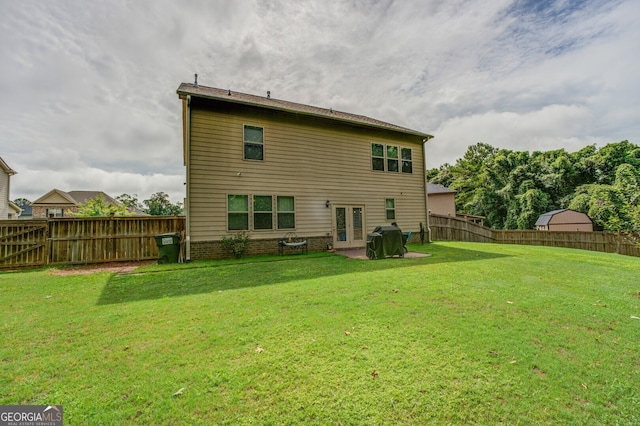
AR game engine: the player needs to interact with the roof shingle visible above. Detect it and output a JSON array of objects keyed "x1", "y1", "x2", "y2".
[{"x1": 177, "y1": 83, "x2": 433, "y2": 139}]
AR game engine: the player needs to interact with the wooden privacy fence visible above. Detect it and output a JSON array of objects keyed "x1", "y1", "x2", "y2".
[
  {"x1": 0, "y1": 216, "x2": 185, "y2": 269},
  {"x1": 429, "y1": 214, "x2": 640, "y2": 258},
  {"x1": 429, "y1": 214, "x2": 495, "y2": 243}
]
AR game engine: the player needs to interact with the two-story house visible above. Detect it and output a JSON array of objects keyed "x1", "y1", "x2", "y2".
[
  {"x1": 32, "y1": 189, "x2": 122, "y2": 218},
  {"x1": 177, "y1": 83, "x2": 434, "y2": 260},
  {"x1": 1, "y1": 156, "x2": 18, "y2": 220}
]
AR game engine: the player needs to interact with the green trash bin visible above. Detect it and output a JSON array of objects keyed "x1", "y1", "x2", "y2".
[{"x1": 154, "y1": 232, "x2": 180, "y2": 264}]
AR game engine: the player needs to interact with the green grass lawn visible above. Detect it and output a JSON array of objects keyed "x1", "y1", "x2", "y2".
[{"x1": 1, "y1": 242, "x2": 639, "y2": 424}]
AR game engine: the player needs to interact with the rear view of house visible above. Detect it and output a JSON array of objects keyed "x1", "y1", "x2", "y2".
[
  {"x1": 535, "y1": 209, "x2": 593, "y2": 231},
  {"x1": 178, "y1": 82, "x2": 434, "y2": 259}
]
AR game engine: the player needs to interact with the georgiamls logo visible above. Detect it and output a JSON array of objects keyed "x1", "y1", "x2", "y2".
[
  {"x1": 0, "y1": 405, "x2": 63, "y2": 425},
  {"x1": 43, "y1": 405, "x2": 61, "y2": 414}
]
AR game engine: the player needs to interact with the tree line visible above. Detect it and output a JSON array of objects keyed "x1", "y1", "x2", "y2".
[
  {"x1": 426, "y1": 140, "x2": 640, "y2": 232},
  {"x1": 13, "y1": 192, "x2": 183, "y2": 217}
]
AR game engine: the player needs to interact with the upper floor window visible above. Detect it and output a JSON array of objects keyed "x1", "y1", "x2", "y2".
[
  {"x1": 244, "y1": 125, "x2": 264, "y2": 161},
  {"x1": 371, "y1": 143, "x2": 412, "y2": 174},
  {"x1": 387, "y1": 146, "x2": 399, "y2": 172},
  {"x1": 372, "y1": 143, "x2": 385, "y2": 171},
  {"x1": 401, "y1": 148, "x2": 413, "y2": 173}
]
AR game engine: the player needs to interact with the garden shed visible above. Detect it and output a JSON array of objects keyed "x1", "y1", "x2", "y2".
[{"x1": 535, "y1": 209, "x2": 593, "y2": 232}]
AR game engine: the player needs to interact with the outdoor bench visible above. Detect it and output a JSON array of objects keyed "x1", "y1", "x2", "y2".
[{"x1": 278, "y1": 232, "x2": 308, "y2": 255}]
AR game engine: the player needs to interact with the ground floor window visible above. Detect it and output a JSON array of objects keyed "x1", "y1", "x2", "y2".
[
  {"x1": 385, "y1": 198, "x2": 395, "y2": 220},
  {"x1": 228, "y1": 195, "x2": 249, "y2": 230},
  {"x1": 227, "y1": 194, "x2": 295, "y2": 231},
  {"x1": 253, "y1": 195, "x2": 273, "y2": 230},
  {"x1": 277, "y1": 196, "x2": 295, "y2": 229}
]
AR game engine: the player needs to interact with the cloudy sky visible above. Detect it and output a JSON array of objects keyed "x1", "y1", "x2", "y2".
[{"x1": 1, "y1": 0, "x2": 638, "y2": 204}]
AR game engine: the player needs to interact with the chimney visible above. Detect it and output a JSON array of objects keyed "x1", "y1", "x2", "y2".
[
  {"x1": 194, "y1": 73, "x2": 198, "y2": 88},
  {"x1": 267, "y1": 91, "x2": 271, "y2": 99}
]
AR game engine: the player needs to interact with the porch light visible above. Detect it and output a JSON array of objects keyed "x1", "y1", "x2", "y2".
[{"x1": 325, "y1": 200, "x2": 330, "y2": 208}]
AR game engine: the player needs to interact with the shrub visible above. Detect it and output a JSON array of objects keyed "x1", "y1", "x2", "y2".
[{"x1": 221, "y1": 232, "x2": 250, "y2": 258}]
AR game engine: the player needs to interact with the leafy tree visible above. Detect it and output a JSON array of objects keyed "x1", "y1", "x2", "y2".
[
  {"x1": 116, "y1": 193, "x2": 142, "y2": 211},
  {"x1": 143, "y1": 192, "x2": 183, "y2": 216},
  {"x1": 426, "y1": 140, "x2": 640, "y2": 231},
  {"x1": 13, "y1": 198, "x2": 31, "y2": 207},
  {"x1": 72, "y1": 194, "x2": 130, "y2": 217}
]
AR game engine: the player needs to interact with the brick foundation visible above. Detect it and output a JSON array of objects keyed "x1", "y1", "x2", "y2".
[{"x1": 189, "y1": 235, "x2": 332, "y2": 260}]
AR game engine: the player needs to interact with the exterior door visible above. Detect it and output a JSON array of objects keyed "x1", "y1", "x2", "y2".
[{"x1": 333, "y1": 205, "x2": 365, "y2": 249}]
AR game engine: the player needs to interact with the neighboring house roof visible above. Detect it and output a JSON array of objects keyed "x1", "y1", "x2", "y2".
[
  {"x1": 33, "y1": 189, "x2": 149, "y2": 216},
  {"x1": 66, "y1": 190, "x2": 119, "y2": 205},
  {"x1": 34, "y1": 189, "x2": 118, "y2": 206},
  {"x1": 18, "y1": 204, "x2": 32, "y2": 216},
  {"x1": 0, "y1": 156, "x2": 17, "y2": 176},
  {"x1": 177, "y1": 83, "x2": 434, "y2": 140},
  {"x1": 427, "y1": 183, "x2": 456, "y2": 194},
  {"x1": 8, "y1": 200, "x2": 21, "y2": 215},
  {"x1": 33, "y1": 189, "x2": 77, "y2": 204},
  {"x1": 534, "y1": 209, "x2": 593, "y2": 226}
]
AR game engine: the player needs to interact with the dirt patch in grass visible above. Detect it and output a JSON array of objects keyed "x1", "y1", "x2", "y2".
[{"x1": 49, "y1": 261, "x2": 154, "y2": 276}]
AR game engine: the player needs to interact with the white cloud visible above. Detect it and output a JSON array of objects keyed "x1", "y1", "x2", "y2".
[{"x1": 1, "y1": 0, "x2": 639, "y2": 201}]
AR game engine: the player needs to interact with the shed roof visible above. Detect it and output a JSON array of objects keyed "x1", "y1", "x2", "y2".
[
  {"x1": 177, "y1": 83, "x2": 433, "y2": 140},
  {"x1": 534, "y1": 209, "x2": 593, "y2": 227},
  {"x1": 427, "y1": 182, "x2": 456, "y2": 194},
  {"x1": 535, "y1": 209, "x2": 567, "y2": 226}
]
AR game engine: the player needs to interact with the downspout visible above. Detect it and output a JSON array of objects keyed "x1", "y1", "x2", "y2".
[
  {"x1": 185, "y1": 95, "x2": 192, "y2": 260},
  {"x1": 422, "y1": 136, "x2": 434, "y2": 243}
]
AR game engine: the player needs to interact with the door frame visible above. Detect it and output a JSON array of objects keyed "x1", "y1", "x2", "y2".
[{"x1": 332, "y1": 205, "x2": 366, "y2": 249}]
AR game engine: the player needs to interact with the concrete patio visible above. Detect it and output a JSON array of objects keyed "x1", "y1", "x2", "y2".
[{"x1": 336, "y1": 249, "x2": 431, "y2": 260}]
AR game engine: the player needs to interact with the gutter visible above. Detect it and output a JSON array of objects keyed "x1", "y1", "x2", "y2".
[
  {"x1": 422, "y1": 136, "x2": 434, "y2": 243},
  {"x1": 185, "y1": 95, "x2": 192, "y2": 261}
]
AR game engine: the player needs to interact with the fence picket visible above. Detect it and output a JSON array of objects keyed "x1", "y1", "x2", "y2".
[
  {"x1": 429, "y1": 214, "x2": 640, "y2": 258},
  {"x1": 0, "y1": 217, "x2": 185, "y2": 269}
]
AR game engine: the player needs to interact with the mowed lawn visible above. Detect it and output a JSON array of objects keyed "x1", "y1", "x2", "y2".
[{"x1": 1, "y1": 242, "x2": 639, "y2": 424}]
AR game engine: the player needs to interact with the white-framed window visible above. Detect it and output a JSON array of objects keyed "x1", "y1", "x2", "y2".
[
  {"x1": 401, "y1": 148, "x2": 412, "y2": 173},
  {"x1": 47, "y1": 208, "x2": 63, "y2": 218},
  {"x1": 387, "y1": 145, "x2": 399, "y2": 172},
  {"x1": 227, "y1": 195, "x2": 249, "y2": 230},
  {"x1": 371, "y1": 143, "x2": 412, "y2": 174},
  {"x1": 227, "y1": 194, "x2": 295, "y2": 231},
  {"x1": 372, "y1": 143, "x2": 385, "y2": 171},
  {"x1": 253, "y1": 195, "x2": 273, "y2": 230},
  {"x1": 277, "y1": 196, "x2": 295, "y2": 230},
  {"x1": 244, "y1": 125, "x2": 264, "y2": 161},
  {"x1": 385, "y1": 198, "x2": 395, "y2": 220}
]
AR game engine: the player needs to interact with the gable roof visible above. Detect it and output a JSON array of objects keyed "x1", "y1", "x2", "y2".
[
  {"x1": 427, "y1": 182, "x2": 456, "y2": 194},
  {"x1": 0, "y1": 156, "x2": 16, "y2": 175},
  {"x1": 8, "y1": 200, "x2": 21, "y2": 214},
  {"x1": 66, "y1": 191, "x2": 119, "y2": 205},
  {"x1": 177, "y1": 83, "x2": 434, "y2": 140},
  {"x1": 33, "y1": 189, "x2": 119, "y2": 206}
]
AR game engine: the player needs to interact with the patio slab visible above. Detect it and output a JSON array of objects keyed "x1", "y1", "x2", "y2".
[{"x1": 336, "y1": 249, "x2": 431, "y2": 260}]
